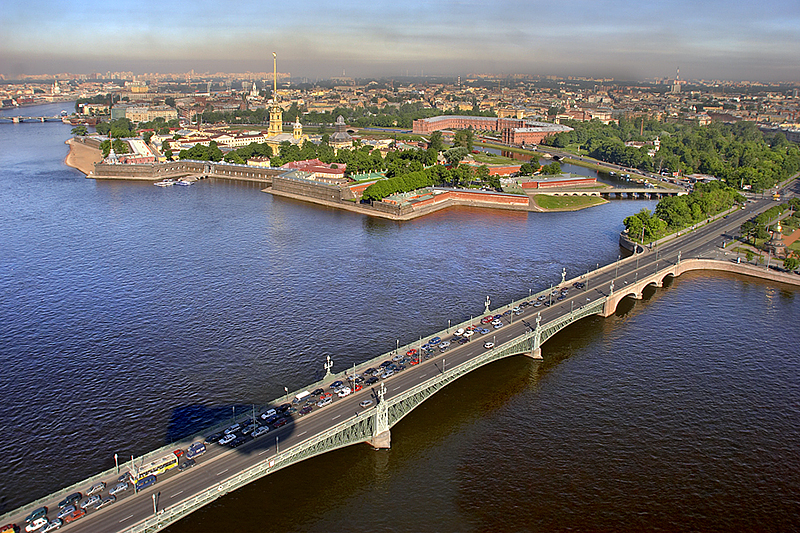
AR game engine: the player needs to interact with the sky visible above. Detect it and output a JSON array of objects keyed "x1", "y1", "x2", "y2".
[{"x1": 2, "y1": 0, "x2": 800, "y2": 82}]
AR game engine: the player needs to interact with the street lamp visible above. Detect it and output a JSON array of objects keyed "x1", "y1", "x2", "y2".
[
  {"x1": 152, "y1": 494, "x2": 157, "y2": 515},
  {"x1": 396, "y1": 339, "x2": 399, "y2": 355},
  {"x1": 448, "y1": 319, "x2": 451, "y2": 333},
  {"x1": 615, "y1": 254, "x2": 621, "y2": 278},
  {"x1": 284, "y1": 386, "x2": 289, "y2": 402},
  {"x1": 114, "y1": 453, "x2": 119, "y2": 474}
]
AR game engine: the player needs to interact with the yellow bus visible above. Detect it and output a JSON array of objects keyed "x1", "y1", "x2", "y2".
[{"x1": 129, "y1": 452, "x2": 179, "y2": 483}]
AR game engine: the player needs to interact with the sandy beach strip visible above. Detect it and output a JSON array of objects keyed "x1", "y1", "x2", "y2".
[{"x1": 65, "y1": 138, "x2": 103, "y2": 175}]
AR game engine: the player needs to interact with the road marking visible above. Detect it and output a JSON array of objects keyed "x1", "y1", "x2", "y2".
[
  {"x1": 171, "y1": 490, "x2": 184, "y2": 499},
  {"x1": 392, "y1": 386, "x2": 400, "y2": 391},
  {"x1": 216, "y1": 468, "x2": 229, "y2": 476},
  {"x1": 298, "y1": 431, "x2": 307, "y2": 436},
  {"x1": 258, "y1": 449, "x2": 270, "y2": 456},
  {"x1": 332, "y1": 415, "x2": 341, "y2": 420},
  {"x1": 420, "y1": 374, "x2": 427, "y2": 378},
  {"x1": 119, "y1": 515, "x2": 134, "y2": 523}
]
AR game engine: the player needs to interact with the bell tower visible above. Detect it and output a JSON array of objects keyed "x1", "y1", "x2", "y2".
[{"x1": 268, "y1": 52, "x2": 283, "y2": 137}]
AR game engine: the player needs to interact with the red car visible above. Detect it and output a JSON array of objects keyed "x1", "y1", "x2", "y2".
[
  {"x1": 410, "y1": 358, "x2": 419, "y2": 365},
  {"x1": 273, "y1": 419, "x2": 288, "y2": 429},
  {"x1": 320, "y1": 392, "x2": 332, "y2": 399},
  {"x1": 354, "y1": 384, "x2": 362, "y2": 392},
  {"x1": 480, "y1": 316, "x2": 493, "y2": 324},
  {"x1": 173, "y1": 449, "x2": 183, "y2": 458},
  {"x1": 406, "y1": 349, "x2": 417, "y2": 356},
  {"x1": 0, "y1": 524, "x2": 18, "y2": 533},
  {"x1": 63, "y1": 509, "x2": 86, "y2": 524}
]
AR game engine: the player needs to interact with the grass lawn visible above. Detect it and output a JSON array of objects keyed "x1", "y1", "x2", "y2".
[
  {"x1": 534, "y1": 194, "x2": 607, "y2": 211},
  {"x1": 471, "y1": 152, "x2": 519, "y2": 165}
]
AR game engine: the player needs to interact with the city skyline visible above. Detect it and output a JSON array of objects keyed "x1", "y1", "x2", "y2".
[{"x1": 2, "y1": 0, "x2": 800, "y2": 82}]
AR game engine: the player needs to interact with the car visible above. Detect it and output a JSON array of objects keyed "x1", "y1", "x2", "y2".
[
  {"x1": 172, "y1": 448, "x2": 184, "y2": 458},
  {"x1": 317, "y1": 397, "x2": 332, "y2": 407},
  {"x1": 186, "y1": 442, "x2": 206, "y2": 459},
  {"x1": 329, "y1": 380, "x2": 343, "y2": 389},
  {"x1": 252, "y1": 425, "x2": 270, "y2": 437},
  {"x1": 24, "y1": 508, "x2": 47, "y2": 525},
  {"x1": 299, "y1": 405, "x2": 313, "y2": 416},
  {"x1": 218, "y1": 434, "x2": 236, "y2": 445},
  {"x1": 261, "y1": 408, "x2": 277, "y2": 419},
  {"x1": 557, "y1": 295, "x2": 566, "y2": 301},
  {"x1": 94, "y1": 496, "x2": 116, "y2": 510},
  {"x1": 85, "y1": 481, "x2": 106, "y2": 497},
  {"x1": 79, "y1": 495, "x2": 100, "y2": 509},
  {"x1": 439, "y1": 345, "x2": 450, "y2": 352},
  {"x1": 491, "y1": 319, "x2": 502, "y2": 326},
  {"x1": 463, "y1": 330, "x2": 474, "y2": 338},
  {"x1": 484, "y1": 341, "x2": 495, "y2": 349},
  {"x1": 229, "y1": 437, "x2": 247, "y2": 448},
  {"x1": 58, "y1": 493, "x2": 81, "y2": 509},
  {"x1": 502, "y1": 310, "x2": 512, "y2": 316},
  {"x1": 533, "y1": 301, "x2": 542, "y2": 308},
  {"x1": 362, "y1": 369, "x2": 376, "y2": 377},
  {"x1": 178, "y1": 458, "x2": 197, "y2": 471},
  {"x1": 320, "y1": 392, "x2": 332, "y2": 399},
  {"x1": 263, "y1": 414, "x2": 281, "y2": 424},
  {"x1": 273, "y1": 418, "x2": 288, "y2": 428},
  {"x1": 380, "y1": 370, "x2": 394, "y2": 379},
  {"x1": 392, "y1": 354, "x2": 403, "y2": 362},
  {"x1": 353, "y1": 384, "x2": 363, "y2": 392},
  {"x1": 429, "y1": 336, "x2": 441, "y2": 345},
  {"x1": 454, "y1": 328, "x2": 465, "y2": 336},
  {"x1": 406, "y1": 349, "x2": 417, "y2": 356},
  {"x1": 109, "y1": 482, "x2": 129, "y2": 496},
  {"x1": 284, "y1": 406, "x2": 297, "y2": 415},
  {"x1": 337, "y1": 387, "x2": 352, "y2": 398},
  {"x1": 365, "y1": 376, "x2": 379, "y2": 385},
  {"x1": 39, "y1": 519, "x2": 62, "y2": 533},
  {"x1": 0, "y1": 524, "x2": 18, "y2": 533},
  {"x1": 359, "y1": 399, "x2": 373, "y2": 408},
  {"x1": 61, "y1": 509, "x2": 85, "y2": 524},
  {"x1": 204, "y1": 432, "x2": 224, "y2": 444},
  {"x1": 409, "y1": 358, "x2": 419, "y2": 365},
  {"x1": 242, "y1": 423, "x2": 257, "y2": 435},
  {"x1": 25, "y1": 518, "x2": 47, "y2": 532},
  {"x1": 223, "y1": 423, "x2": 240, "y2": 435},
  {"x1": 379, "y1": 360, "x2": 392, "y2": 368},
  {"x1": 537, "y1": 295, "x2": 546, "y2": 301},
  {"x1": 311, "y1": 388, "x2": 325, "y2": 396},
  {"x1": 480, "y1": 316, "x2": 493, "y2": 324},
  {"x1": 439, "y1": 341, "x2": 450, "y2": 348},
  {"x1": 56, "y1": 506, "x2": 76, "y2": 520},
  {"x1": 458, "y1": 337, "x2": 468, "y2": 344},
  {"x1": 493, "y1": 323, "x2": 503, "y2": 329},
  {"x1": 279, "y1": 403, "x2": 291, "y2": 412},
  {"x1": 135, "y1": 475, "x2": 157, "y2": 491},
  {"x1": 478, "y1": 328, "x2": 489, "y2": 334}
]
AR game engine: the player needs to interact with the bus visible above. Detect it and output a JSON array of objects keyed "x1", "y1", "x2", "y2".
[{"x1": 128, "y1": 452, "x2": 179, "y2": 483}]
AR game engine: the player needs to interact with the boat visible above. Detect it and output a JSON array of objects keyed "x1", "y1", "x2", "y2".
[
  {"x1": 176, "y1": 179, "x2": 193, "y2": 186},
  {"x1": 154, "y1": 179, "x2": 175, "y2": 187}
]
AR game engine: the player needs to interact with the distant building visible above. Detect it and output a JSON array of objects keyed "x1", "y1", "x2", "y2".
[
  {"x1": 328, "y1": 116, "x2": 353, "y2": 151},
  {"x1": 412, "y1": 115, "x2": 571, "y2": 146},
  {"x1": 111, "y1": 104, "x2": 177, "y2": 123}
]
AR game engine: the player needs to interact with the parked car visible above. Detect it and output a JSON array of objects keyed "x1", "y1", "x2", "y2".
[
  {"x1": 25, "y1": 518, "x2": 48, "y2": 532},
  {"x1": 56, "y1": 506, "x2": 76, "y2": 520},
  {"x1": 252, "y1": 425, "x2": 270, "y2": 437},
  {"x1": 365, "y1": 376, "x2": 379, "y2": 385},
  {"x1": 317, "y1": 397, "x2": 332, "y2": 407},
  {"x1": 218, "y1": 433, "x2": 236, "y2": 445},
  {"x1": 62, "y1": 509, "x2": 86, "y2": 524},
  {"x1": 338, "y1": 387, "x2": 352, "y2": 398},
  {"x1": 179, "y1": 459, "x2": 197, "y2": 471},
  {"x1": 24, "y1": 507, "x2": 47, "y2": 525},
  {"x1": 40, "y1": 519, "x2": 62, "y2": 533}
]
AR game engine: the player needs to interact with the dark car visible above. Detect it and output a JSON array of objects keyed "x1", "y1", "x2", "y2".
[
  {"x1": 379, "y1": 360, "x2": 392, "y2": 368},
  {"x1": 311, "y1": 388, "x2": 325, "y2": 396},
  {"x1": 278, "y1": 403, "x2": 291, "y2": 412},
  {"x1": 329, "y1": 381, "x2": 343, "y2": 389},
  {"x1": 58, "y1": 492, "x2": 82, "y2": 509},
  {"x1": 135, "y1": 475, "x2": 157, "y2": 491},
  {"x1": 205, "y1": 432, "x2": 224, "y2": 444},
  {"x1": 179, "y1": 459, "x2": 197, "y2": 471},
  {"x1": 273, "y1": 418, "x2": 288, "y2": 429},
  {"x1": 299, "y1": 405, "x2": 313, "y2": 415},
  {"x1": 363, "y1": 368, "x2": 377, "y2": 376},
  {"x1": 365, "y1": 376, "x2": 379, "y2": 385},
  {"x1": 25, "y1": 507, "x2": 47, "y2": 524},
  {"x1": 263, "y1": 414, "x2": 281, "y2": 425}
]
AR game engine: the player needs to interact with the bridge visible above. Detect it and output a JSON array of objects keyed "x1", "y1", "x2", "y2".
[
  {"x1": 538, "y1": 187, "x2": 686, "y2": 200},
  {"x1": 0, "y1": 115, "x2": 65, "y2": 124},
  {"x1": 3, "y1": 196, "x2": 798, "y2": 533}
]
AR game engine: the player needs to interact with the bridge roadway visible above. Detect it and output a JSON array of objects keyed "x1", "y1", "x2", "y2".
[{"x1": 2, "y1": 196, "x2": 780, "y2": 533}]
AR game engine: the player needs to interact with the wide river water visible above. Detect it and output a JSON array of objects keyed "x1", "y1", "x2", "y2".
[{"x1": 1, "y1": 103, "x2": 799, "y2": 531}]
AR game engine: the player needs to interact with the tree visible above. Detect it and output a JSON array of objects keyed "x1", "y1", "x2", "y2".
[
  {"x1": 428, "y1": 131, "x2": 444, "y2": 152},
  {"x1": 783, "y1": 256, "x2": 799, "y2": 272},
  {"x1": 164, "y1": 96, "x2": 176, "y2": 107},
  {"x1": 453, "y1": 128, "x2": 474, "y2": 151},
  {"x1": 143, "y1": 131, "x2": 153, "y2": 144},
  {"x1": 541, "y1": 161, "x2": 562, "y2": 175},
  {"x1": 476, "y1": 165, "x2": 490, "y2": 184},
  {"x1": 71, "y1": 125, "x2": 88, "y2": 136},
  {"x1": 745, "y1": 250, "x2": 754, "y2": 263},
  {"x1": 519, "y1": 163, "x2": 534, "y2": 176},
  {"x1": 444, "y1": 147, "x2": 469, "y2": 167}
]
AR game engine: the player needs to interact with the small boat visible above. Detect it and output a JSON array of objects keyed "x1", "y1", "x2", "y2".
[
  {"x1": 154, "y1": 179, "x2": 175, "y2": 187},
  {"x1": 176, "y1": 179, "x2": 193, "y2": 186}
]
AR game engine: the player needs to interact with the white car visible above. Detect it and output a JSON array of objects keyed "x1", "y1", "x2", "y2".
[
  {"x1": 40, "y1": 519, "x2": 63, "y2": 533},
  {"x1": 439, "y1": 341, "x2": 451, "y2": 348},
  {"x1": 454, "y1": 328, "x2": 465, "y2": 336},
  {"x1": 86, "y1": 481, "x2": 106, "y2": 496},
  {"x1": 109, "y1": 482, "x2": 129, "y2": 495},
  {"x1": 218, "y1": 433, "x2": 236, "y2": 445},
  {"x1": 337, "y1": 387, "x2": 352, "y2": 398},
  {"x1": 483, "y1": 342, "x2": 495, "y2": 349},
  {"x1": 359, "y1": 399, "x2": 373, "y2": 408},
  {"x1": 251, "y1": 425, "x2": 270, "y2": 438},
  {"x1": 463, "y1": 330, "x2": 474, "y2": 338},
  {"x1": 26, "y1": 518, "x2": 48, "y2": 532},
  {"x1": 80, "y1": 494, "x2": 101, "y2": 509}
]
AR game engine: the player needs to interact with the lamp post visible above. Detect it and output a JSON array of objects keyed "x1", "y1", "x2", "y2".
[
  {"x1": 276, "y1": 436, "x2": 279, "y2": 453},
  {"x1": 615, "y1": 254, "x2": 620, "y2": 278},
  {"x1": 152, "y1": 494, "x2": 157, "y2": 515},
  {"x1": 284, "y1": 386, "x2": 289, "y2": 402},
  {"x1": 396, "y1": 339, "x2": 399, "y2": 355},
  {"x1": 114, "y1": 453, "x2": 119, "y2": 474},
  {"x1": 448, "y1": 319, "x2": 451, "y2": 333}
]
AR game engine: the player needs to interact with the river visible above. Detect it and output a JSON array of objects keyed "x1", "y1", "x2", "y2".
[{"x1": 1, "y1": 104, "x2": 799, "y2": 531}]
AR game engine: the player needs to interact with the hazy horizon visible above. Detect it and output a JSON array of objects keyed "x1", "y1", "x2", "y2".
[{"x1": 2, "y1": 0, "x2": 799, "y2": 82}]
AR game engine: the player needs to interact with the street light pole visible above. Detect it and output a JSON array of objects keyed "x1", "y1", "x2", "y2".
[
  {"x1": 152, "y1": 493, "x2": 157, "y2": 515},
  {"x1": 114, "y1": 453, "x2": 119, "y2": 474},
  {"x1": 615, "y1": 254, "x2": 620, "y2": 278}
]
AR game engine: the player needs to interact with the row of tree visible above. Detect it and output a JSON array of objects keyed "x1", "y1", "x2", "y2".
[
  {"x1": 541, "y1": 118, "x2": 800, "y2": 191},
  {"x1": 361, "y1": 164, "x2": 499, "y2": 202},
  {"x1": 739, "y1": 198, "x2": 800, "y2": 245},
  {"x1": 623, "y1": 182, "x2": 745, "y2": 242}
]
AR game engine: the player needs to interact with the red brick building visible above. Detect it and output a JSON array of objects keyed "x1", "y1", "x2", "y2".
[{"x1": 412, "y1": 115, "x2": 571, "y2": 146}]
